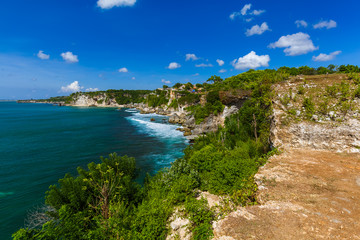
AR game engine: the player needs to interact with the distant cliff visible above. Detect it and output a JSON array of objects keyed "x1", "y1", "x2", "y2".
[{"x1": 67, "y1": 87, "x2": 250, "y2": 140}]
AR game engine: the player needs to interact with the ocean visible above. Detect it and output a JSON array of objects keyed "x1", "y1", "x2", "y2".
[{"x1": 0, "y1": 101, "x2": 188, "y2": 239}]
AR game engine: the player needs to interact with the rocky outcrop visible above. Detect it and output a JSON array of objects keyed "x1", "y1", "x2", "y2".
[
  {"x1": 71, "y1": 94, "x2": 119, "y2": 107},
  {"x1": 166, "y1": 209, "x2": 192, "y2": 240},
  {"x1": 219, "y1": 90, "x2": 251, "y2": 107},
  {"x1": 168, "y1": 105, "x2": 239, "y2": 138}
]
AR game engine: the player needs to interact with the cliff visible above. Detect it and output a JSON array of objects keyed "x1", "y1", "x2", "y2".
[
  {"x1": 211, "y1": 74, "x2": 360, "y2": 239},
  {"x1": 68, "y1": 89, "x2": 249, "y2": 139}
]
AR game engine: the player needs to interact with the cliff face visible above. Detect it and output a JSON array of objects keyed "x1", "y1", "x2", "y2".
[
  {"x1": 270, "y1": 74, "x2": 360, "y2": 153},
  {"x1": 71, "y1": 94, "x2": 119, "y2": 107}
]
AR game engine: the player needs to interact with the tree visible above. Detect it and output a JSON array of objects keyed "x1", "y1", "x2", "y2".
[
  {"x1": 206, "y1": 75, "x2": 223, "y2": 84},
  {"x1": 172, "y1": 83, "x2": 182, "y2": 89},
  {"x1": 327, "y1": 64, "x2": 336, "y2": 72},
  {"x1": 13, "y1": 154, "x2": 140, "y2": 239},
  {"x1": 184, "y1": 82, "x2": 193, "y2": 90}
]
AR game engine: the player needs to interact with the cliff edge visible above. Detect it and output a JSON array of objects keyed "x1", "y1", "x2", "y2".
[{"x1": 212, "y1": 74, "x2": 360, "y2": 239}]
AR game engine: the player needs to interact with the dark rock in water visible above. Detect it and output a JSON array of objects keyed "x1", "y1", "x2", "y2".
[{"x1": 150, "y1": 118, "x2": 155, "y2": 122}]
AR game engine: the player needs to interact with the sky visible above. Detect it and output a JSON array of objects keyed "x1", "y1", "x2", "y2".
[{"x1": 1, "y1": 0, "x2": 360, "y2": 99}]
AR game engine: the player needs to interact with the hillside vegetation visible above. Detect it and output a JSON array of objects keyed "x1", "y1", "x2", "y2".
[{"x1": 13, "y1": 65, "x2": 360, "y2": 239}]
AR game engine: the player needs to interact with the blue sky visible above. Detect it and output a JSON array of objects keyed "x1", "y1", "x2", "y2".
[{"x1": 1, "y1": 0, "x2": 360, "y2": 99}]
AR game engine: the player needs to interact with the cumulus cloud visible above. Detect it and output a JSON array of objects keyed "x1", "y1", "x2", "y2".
[
  {"x1": 131, "y1": 77, "x2": 136, "y2": 80},
  {"x1": 185, "y1": 54, "x2": 199, "y2": 61},
  {"x1": 219, "y1": 69, "x2": 227, "y2": 73},
  {"x1": 312, "y1": 51, "x2": 341, "y2": 62},
  {"x1": 231, "y1": 51, "x2": 270, "y2": 70},
  {"x1": 268, "y1": 32, "x2": 318, "y2": 56},
  {"x1": 195, "y1": 63, "x2": 213, "y2": 68},
  {"x1": 313, "y1": 20, "x2": 337, "y2": 29},
  {"x1": 60, "y1": 81, "x2": 83, "y2": 93},
  {"x1": 230, "y1": 3, "x2": 251, "y2": 20},
  {"x1": 61, "y1": 52, "x2": 79, "y2": 63},
  {"x1": 241, "y1": 4, "x2": 252, "y2": 15},
  {"x1": 161, "y1": 79, "x2": 171, "y2": 84},
  {"x1": 295, "y1": 20, "x2": 308, "y2": 28},
  {"x1": 229, "y1": 4, "x2": 265, "y2": 20},
  {"x1": 229, "y1": 12, "x2": 240, "y2": 20},
  {"x1": 86, "y1": 88, "x2": 100, "y2": 92},
  {"x1": 118, "y1": 67, "x2": 128, "y2": 73},
  {"x1": 216, "y1": 59, "x2": 225, "y2": 66},
  {"x1": 97, "y1": 0, "x2": 136, "y2": 9},
  {"x1": 37, "y1": 50, "x2": 50, "y2": 60},
  {"x1": 192, "y1": 73, "x2": 200, "y2": 76},
  {"x1": 251, "y1": 9, "x2": 265, "y2": 16},
  {"x1": 167, "y1": 62, "x2": 181, "y2": 69},
  {"x1": 246, "y1": 22, "x2": 270, "y2": 36}
]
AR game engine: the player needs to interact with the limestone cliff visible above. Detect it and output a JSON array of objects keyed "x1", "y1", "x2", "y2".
[{"x1": 270, "y1": 74, "x2": 360, "y2": 153}]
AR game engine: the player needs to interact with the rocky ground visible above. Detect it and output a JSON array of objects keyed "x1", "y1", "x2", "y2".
[{"x1": 213, "y1": 149, "x2": 360, "y2": 239}]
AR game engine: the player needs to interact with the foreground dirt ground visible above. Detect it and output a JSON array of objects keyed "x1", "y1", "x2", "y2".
[{"x1": 213, "y1": 149, "x2": 360, "y2": 239}]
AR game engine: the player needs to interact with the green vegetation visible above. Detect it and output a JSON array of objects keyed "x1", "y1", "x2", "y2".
[
  {"x1": 303, "y1": 97, "x2": 315, "y2": 119},
  {"x1": 146, "y1": 89, "x2": 169, "y2": 107},
  {"x1": 177, "y1": 91, "x2": 200, "y2": 105},
  {"x1": 186, "y1": 90, "x2": 224, "y2": 124}
]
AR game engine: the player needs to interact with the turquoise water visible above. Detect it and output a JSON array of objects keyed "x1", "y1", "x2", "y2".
[{"x1": 0, "y1": 102, "x2": 188, "y2": 239}]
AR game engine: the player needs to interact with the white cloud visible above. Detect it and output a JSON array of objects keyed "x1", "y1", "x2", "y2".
[
  {"x1": 192, "y1": 73, "x2": 200, "y2": 76},
  {"x1": 230, "y1": 4, "x2": 264, "y2": 19},
  {"x1": 246, "y1": 22, "x2": 270, "y2": 36},
  {"x1": 161, "y1": 79, "x2": 171, "y2": 84},
  {"x1": 231, "y1": 51, "x2": 270, "y2": 70},
  {"x1": 37, "y1": 50, "x2": 50, "y2": 60},
  {"x1": 313, "y1": 20, "x2": 337, "y2": 29},
  {"x1": 219, "y1": 69, "x2": 227, "y2": 73},
  {"x1": 61, "y1": 52, "x2": 79, "y2": 63},
  {"x1": 268, "y1": 32, "x2": 318, "y2": 56},
  {"x1": 97, "y1": 0, "x2": 136, "y2": 9},
  {"x1": 216, "y1": 59, "x2": 225, "y2": 66},
  {"x1": 60, "y1": 81, "x2": 83, "y2": 93},
  {"x1": 229, "y1": 12, "x2": 241, "y2": 20},
  {"x1": 241, "y1": 4, "x2": 252, "y2": 15},
  {"x1": 86, "y1": 88, "x2": 100, "y2": 92},
  {"x1": 131, "y1": 77, "x2": 136, "y2": 80},
  {"x1": 118, "y1": 67, "x2": 128, "y2": 73},
  {"x1": 167, "y1": 62, "x2": 181, "y2": 69},
  {"x1": 195, "y1": 63, "x2": 213, "y2": 68},
  {"x1": 245, "y1": 18, "x2": 253, "y2": 22},
  {"x1": 312, "y1": 51, "x2": 341, "y2": 62},
  {"x1": 295, "y1": 20, "x2": 308, "y2": 28},
  {"x1": 185, "y1": 54, "x2": 199, "y2": 61},
  {"x1": 250, "y1": 9, "x2": 265, "y2": 16}
]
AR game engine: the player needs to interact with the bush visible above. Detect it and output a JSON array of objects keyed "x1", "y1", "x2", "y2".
[
  {"x1": 297, "y1": 85, "x2": 305, "y2": 95},
  {"x1": 303, "y1": 97, "x2": 315, "y2": 119},
  {"x1": 185, "y1": 197, "x2": 214, "y2": 240},
  {"x1": 326, "y1": 84, "x2": 338, "y2": 98}
]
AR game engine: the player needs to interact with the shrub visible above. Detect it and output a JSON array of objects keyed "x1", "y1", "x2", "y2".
[
  {"x1": 297, "y1": 85, "x2": 305, "y2": 95},
  {"x1": 325, "y1": 84, "x2": 338, "y2": 98},
  {"x1": 303, "y1": 97, "x2": 315, "y2": 119},
  {"x1": 185, "y1": 197, "x2": 214, "y2": 240},
  {"x1": 354, "y1": 86, "x2": 360, "y2": 98}
]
